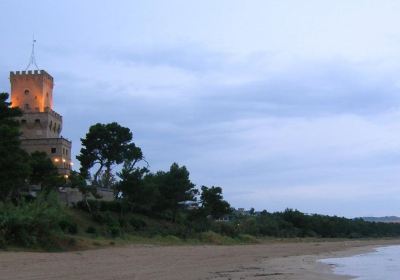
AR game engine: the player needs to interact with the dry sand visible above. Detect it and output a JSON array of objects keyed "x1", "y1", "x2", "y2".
[{"x1": 1, "y1": 239, "x2": 400, "y2": 280}]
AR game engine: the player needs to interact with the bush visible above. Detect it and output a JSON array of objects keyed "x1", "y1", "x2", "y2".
[
  {"x1": 237, "y1": 234, "x2": 259, "y2": 243},
  {"x1": 199, "y1": 231, "x2": 234, "y2": 245},
  {"x1": 211, "y1": 222, "x2": 237, "y2": 237},
  {"x1": 129, "y1": 217, "x2": 147, "y2": 230},
  {"x1": 0, "y1": 192, "x2": 68, "y2": 248},
  {"x1": 59, "y1": 219, "x2": 78, "y2": 234},
  {"x1": 92, "y1": 211, "x2": 118, "y2": 227},
  {"x1": 86, "y1": 226, "x2": 97, "y2": 234},
  {"x1": 76, "y1": 200, "x2": 123, "y2": 213},
  {"x1": 109, "y1": 225, "x2": 121, "y2": 237}
]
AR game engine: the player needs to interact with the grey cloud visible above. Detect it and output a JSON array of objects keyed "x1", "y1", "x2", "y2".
[
  {"x1": 100, "y1": 44, "x2": 228, "y2": 73},
  {"x1": 192, "y1": 62, "x2": 400, "y2": 121}
]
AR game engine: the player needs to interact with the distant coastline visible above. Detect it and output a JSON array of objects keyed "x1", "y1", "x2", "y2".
[{"x1": 361, "y1": 216, "x2": 400, "y2": 223}]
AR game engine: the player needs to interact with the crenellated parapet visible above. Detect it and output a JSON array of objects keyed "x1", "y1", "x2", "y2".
[
  {"x1": 10, "y1": 69, "x2": 54, "y2": 113},
  {"x1": 10, "y1": 70, "x2": 54, "y2": 82}
]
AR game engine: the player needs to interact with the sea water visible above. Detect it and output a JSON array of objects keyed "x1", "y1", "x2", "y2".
[{"x1": 320, "y1": 245, "x2": 400, "y2": 280}]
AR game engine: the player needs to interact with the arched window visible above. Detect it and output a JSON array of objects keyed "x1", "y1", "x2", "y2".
[{"x1": 24, "y1": 89, "x2": 30, "y2": 95}]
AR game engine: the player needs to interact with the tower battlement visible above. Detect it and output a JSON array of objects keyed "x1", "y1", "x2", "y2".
[
  {"x1": 10, "y1": 70, "x2": 53, "y2": 81},
  {"x1": 10, "y1": 69, "x2": 54, "y2": 112}
]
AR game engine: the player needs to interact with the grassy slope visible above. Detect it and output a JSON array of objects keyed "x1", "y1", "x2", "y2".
[{"x1": 64, "y1": 208, "x2": 260, "y2": 250}]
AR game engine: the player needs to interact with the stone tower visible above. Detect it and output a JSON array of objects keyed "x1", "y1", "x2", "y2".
[{"x1": 10, "y1": 70, "x2": 72, "y2": 176}]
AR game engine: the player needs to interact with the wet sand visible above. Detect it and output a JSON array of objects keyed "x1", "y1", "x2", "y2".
[{"x1": 1, "y1": 239, "x2": 399, "y2": 280}]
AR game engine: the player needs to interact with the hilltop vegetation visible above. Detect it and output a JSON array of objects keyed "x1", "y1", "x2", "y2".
[{"x1": 2, "y1": 91, "x2": 400, "y2": 250}]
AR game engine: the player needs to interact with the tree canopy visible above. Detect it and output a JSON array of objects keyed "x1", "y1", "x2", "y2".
[
  {"x1": 29, "y1": 151, "x2": 59, "y2": 187},
  {"x1": 0, "y1": 93, "x2": 31, "y2": 200},
  {"x1": 199, "y1": 186, "x2": 231, "y2": 219},
  {"x1": 77, "y1": 122, "x2": 143, "y2": 188},
  {"x1": 152, "y1": 163, "x2": 198, "y2": 221}
]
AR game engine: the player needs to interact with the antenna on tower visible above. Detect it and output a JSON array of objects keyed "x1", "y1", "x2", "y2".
[{"x1": 25, "y1": 35, "x2": 40, "y2": 71}]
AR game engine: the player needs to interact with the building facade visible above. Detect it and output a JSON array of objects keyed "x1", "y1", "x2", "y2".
[{"x1": 10, "y1": 70, "x2": 72, "y2": 176}]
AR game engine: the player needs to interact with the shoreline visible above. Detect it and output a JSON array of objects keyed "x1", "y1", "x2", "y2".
[
  {"x1": 253, "y1": 241, "x2": 399, "y2": 280},
  {"x1": 204, "y1": 240, "x2": 398, "y2": 280},
  {"x1": 0, "y1": 239, "x2": 399, "y2": 279}
]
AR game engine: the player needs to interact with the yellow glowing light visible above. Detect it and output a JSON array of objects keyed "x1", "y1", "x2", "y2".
[
  {"x1": 62, "y1": 158, "x2": 66, "y2": 163},
  {"x1": 70, "y1": 162, "x2": 74, "y2": 166},
  {"x1": 54, "y1": 158, "x2": 59, "y2": 162},
  {"x1": 64, "y1": 175, "x2": 69, "y2": 179}
]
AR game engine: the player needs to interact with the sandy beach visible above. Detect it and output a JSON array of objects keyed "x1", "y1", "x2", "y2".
[{"x1": 1, "y1": 239, "x2": 399, "y2": 280}]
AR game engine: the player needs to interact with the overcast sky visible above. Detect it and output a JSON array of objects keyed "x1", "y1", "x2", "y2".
[{"x1": 1, "y1": 0, "x2": 400, "y2": 217}]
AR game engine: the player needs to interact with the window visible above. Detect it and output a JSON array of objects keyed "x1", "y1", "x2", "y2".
[
  {"x1": 21, "y1": 119, "x2": 27, "y2": 124},
  {"x1": 34, "y1": 119, "x2": 40, "y2": 124},
  {"x1": 51, "y1": 148, "x2": 56, "y2": 154},
  {"x1": 24, "y1": 89, "x2": 30, "y2": 95},
  {"x1": 24, "y1": 104, "x2": 30, "y2": 110}
]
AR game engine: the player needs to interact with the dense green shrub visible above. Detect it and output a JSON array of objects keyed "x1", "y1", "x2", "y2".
[
  {"x1": 59, "y1": 219, "x2": 78, "y2": 234},
  {"x1": 129, "y1": 217, "x2": 147, "y2": 230},
  {"x1": 211, "y1": 221, "x2": 237, "y2": 237},
  {"x1": 0, "y1": 192, "x2": 70, "y2": 248},
  {"x1": 86, "y1": 226, "x2": 97, "y2": 234},
  {"x1": 91, "y1": 211, "x2": 118, "y2": 226},
  {"x1": 109, "y1": 225, "x2": 121, "y2": 237}
]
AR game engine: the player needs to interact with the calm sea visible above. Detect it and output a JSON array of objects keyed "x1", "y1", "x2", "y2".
[{"x1": 320, "y1": 245, "x2": 400, "y2": 280}]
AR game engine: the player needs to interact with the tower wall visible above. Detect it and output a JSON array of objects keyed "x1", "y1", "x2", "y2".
[
  {"x1": 10, "y1": 70, "x2": 54, "y2": 112},
  {"x1": 9, "y1": 69, "x2": 71, "y2": 175},
  {"x1": 20, "y1": 138, "x2": 72, "y2": 176},
  {"x1": 15, "y1": 110, "x2": 62, "y2": 139}
]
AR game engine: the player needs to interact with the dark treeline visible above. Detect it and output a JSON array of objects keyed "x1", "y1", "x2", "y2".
[
  {"x1": 239, "y1": 209, "x2": 400, "y2": 238},
  {"x1": 74, "y1": 200, "x2": 400, "y2": 240},
  {"x1": 1, "y1": 91, "x2": 400, "y2": 249}
]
